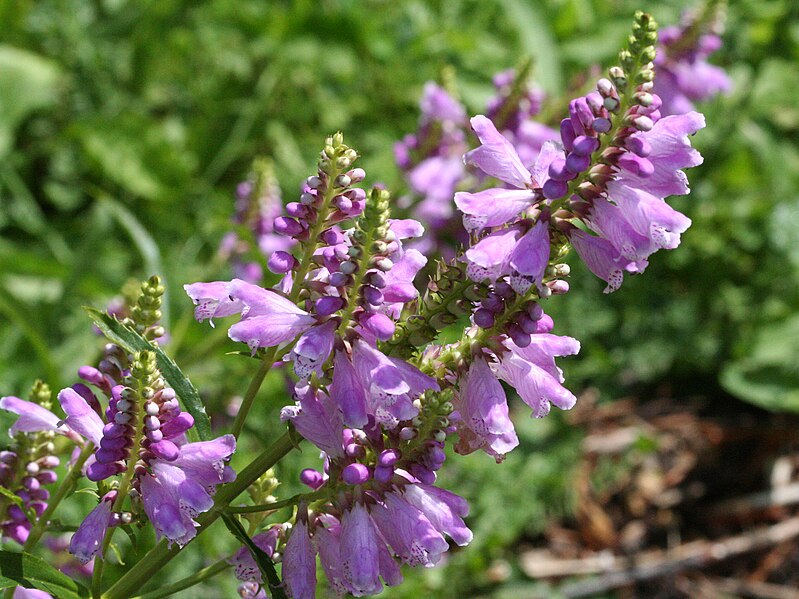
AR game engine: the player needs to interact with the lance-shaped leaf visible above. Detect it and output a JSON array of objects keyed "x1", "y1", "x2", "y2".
[
  {"x1": 84, "y1": 307, "x2": 211, "y2": 442},
  {"x1": 221, "y1": 512, "x2": 287, "y2": 599},
  {"x1": 0, "y1": 551, "x2": 89, "y2": 598}
]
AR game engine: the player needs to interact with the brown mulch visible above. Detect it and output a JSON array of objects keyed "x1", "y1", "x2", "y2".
[{"x1": 518, "y1": 389, "x2": 799, "y2": 598}]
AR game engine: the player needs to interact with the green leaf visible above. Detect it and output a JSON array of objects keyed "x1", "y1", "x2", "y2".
[
  {"x1": 0, "y1": 486, "x2": 24, "y2": 510},
  {"x1": 221, "y1": 512, "x2": 287, "y2": 599},
  {"x1": 84, "y1": 307, "x2": 211, "y2": 441},
  {"x1": 0, "y1": 46, "x2": 61, "y2": 158},
  {"x1": 720, "y1": 314, "x2": 799, "y2": 412},
  {"x1": 0, "y1": 551, "x2": 89, "y2": 598}
]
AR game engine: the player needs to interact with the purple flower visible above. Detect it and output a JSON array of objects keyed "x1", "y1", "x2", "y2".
[
  {"x1": 401, "y1": 483, "x2": 473, "y2": 547},
  {"x1": 226, "y1": 279, "x2": 316, "y2": 353},
  {"x1": 228, "y1": 526, "x2": 281, "y2": 582},
  {"x1": 290, "y1": 320, "x2": 337, "y2": 379},
  {"x1": 58, "y1": 387, "x2": 104, "y2": 446},
  {"x1": 463, "y1": 227, "x2": 520, "y2": 283},
  {"x1": 340, "y1": 503, "x2": 382, "y2": 596},
  {"x1": 463, "y1": 115, "x2": 533, "y2": 189},
  {"x1": 183, "y1": 281, "x2": 244, "y2": 325},
  {"x1": 0, "y1": 396, "x2": 67, "y2": 438},
  {"x1": 567, "y1": 228, "x2": 631, "y2": 293},
  {"x1": 329, "y1": 350, "x2": 369, "y2": 428},
  {"x1": 615, "y1": 112, "x2": 705, "y2": 199},
  {"x1": 280, "y1": 384, "x2": 344, "y2": 458},
  {"x1": 509, "y1": 218, "x2": 551, "y2": 292},
  {"x1": 352, "y1": 340, "x2": 438, "y2": 429},
  {"x1": 69, "y1": 492, "x2": 115, "y2": 564},
  {"x1": 497, "y1": 331, "x2": 580, "y2": 418},
  {"x1": 369, "y1": 492, "x2": 449, "y2": 568},
  {"x1": 282, "y1": 518, "x2": 316, "y2": 599},
  {"x1": 454, "y1": 357, "x2": 518, "y2": 460},
  {"x1": 12, "y1": 589, "x2": 53, "y2": 599}
]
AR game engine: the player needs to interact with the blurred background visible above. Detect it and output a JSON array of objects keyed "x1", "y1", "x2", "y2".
[{"x1": 1, "y1": 0, "x2": 798, "y2": 596}]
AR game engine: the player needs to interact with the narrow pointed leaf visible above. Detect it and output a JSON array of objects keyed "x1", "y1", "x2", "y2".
[
  {"x1": 0, "y1": 551, "x2": 89, "y2": 598},
  {"x1": 221, "y1": 512, "x2": 287, "y2": 599},
  {"x1": 84, "y1": 307, "x2": 210, "y2": 441}
]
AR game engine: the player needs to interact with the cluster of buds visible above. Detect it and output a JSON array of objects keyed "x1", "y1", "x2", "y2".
[
  {"x1": 0, "y1": 382, "x2": 59, "y2": 545},
  {"x1": 220, "y1": 159, "x2": 293, "y2": 284},
  {"x1": 269, "y1": 133, "x2": 365, "y2": 274}
]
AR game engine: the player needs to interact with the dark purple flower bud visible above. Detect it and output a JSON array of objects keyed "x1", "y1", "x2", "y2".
[
  {"x1": 409, "y1": 463, "x2": 436, "y2": 485},
  {"x1": 360, "y1": 312, "x2": 395, "y2": 340},
  {"x1": 625, "y1": 136, "x2": 651, "y2": 157},
  {"x1": 480, "y1": 292, "x2": 504, "y2": 313},
  {"x1": 299, "y1": 468, "x2": 325, "y2": 490},
  {"x1": 326, "y1": 272, "x2": 348, "y2": 288},
  {"x1": 559, "y1": 118, "x2": 575, "y2": 152},
  {"x1": 592, "y1": 117, "x2": 611, "y2": 133},
  {"x1": 22, "y1": 476, "x2": 40, "y2": 491},
  {"x1": 160, "y1": 412, "x2": 194, "y2": 438},
  {"x1": 516, "y1": 313, "x2": 538, "y2": 335},
  {"x1": 572, "y1": 136, "x2": 600, "y2": 157},
  {"x1": 37, "y1": 471, "x2": 57, "y2": 485},
  {"x1": 30, "y1": 501, "x2": 47, "y2": 516},
  {"x1": 100, "y1": 435, "x2": 129, "y2": 450},
  {"x1": 374, "y1": 465, "x2": 394, "y2": 483},
  {"x1": 342, "y1": 463, "x2": 370, "y2": 485},
  {"x1": 268, "y1": 251, "x2": 296, "y2": 274},
  {"x1": 149, "y1": 439, "x2": 180, "y2": 461},
  {"x1": 273, "y1": 217, "x2": 304, "y2": 237},
  {"x1": 427, "y1": 445, "x2": 446, "y2": 469},
  {"x1": 507, "y1": 324, "x2": 531, "y2": 348},
  {"x1": 87, "y1": 461, "x2": 122, "y2": 481},
  {"x1": 285, "y1": 202, "x2": 307, "y2": 218},
  {"x1": 319, "y1": 229, "x2": 341, "y2": 246},
  {"x1": 365, "y1": 272, "x2": 386, "y2": 289},
  {"x1": 494, "y1": 281, "x2": 514, "y2": 299},
  {"x1": 7, "y1": 505, "x2": 27, "y2": 523},
  {"x1": 362, "y1": 286, "x2": 384, "y2": 306},
  {"x1": 378, "y1": 449, "x2": 401, "y2": 467},
  {"x1": 526, "y1": 302, "x2": 544, "y2": 321},
  {"x1": 78, "y1": 366, "x2": 106, "y2": 387},
  {"x1": 0, "y1": 451, "x2": 17, "y2": 464},
  {"x1": 548, "y1": 157, "x2": 576, "y2": 182},
  {"x1": 570, "y1": 98, "x2": 594, "y2": 134},
  {"x1": 566, "y1": 153, "x2": 591, "y2": 174},
  {"x1": 542, "y1": 179, "x2": 568, "y2": 200},
  {"x1": 473, "y1": 308, "x2": 495, "y2": 329},
  {"x1": 315, "y1": 296, "x2": 344, "y2": 316},
  {"x1": 102, "y1": 422, "x2": 129, "y2": 439},
  {"x1": 95, "y1": 447, "x2": 124, "y2": 464}
]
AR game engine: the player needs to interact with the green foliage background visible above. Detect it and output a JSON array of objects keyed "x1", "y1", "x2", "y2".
[{"x1": 0, "y1": 0, "x2": 797, "y2": 596}]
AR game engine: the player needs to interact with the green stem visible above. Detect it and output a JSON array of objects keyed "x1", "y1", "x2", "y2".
[
  {"x1": 22, "y1": 442, "x2": 95, "y2": 551},
  {"x1": 227, "y1": 489, "x2": 328, "y2": 514},
  {"x1": 132, "y1": 559, "x2": 231, "y2": 599},
  {"x1": 102, "y1": 430, "x2": 302, "y2": 599},
  {"x1": 230, "y1": 346, "x2": 280, "y2": 439}
]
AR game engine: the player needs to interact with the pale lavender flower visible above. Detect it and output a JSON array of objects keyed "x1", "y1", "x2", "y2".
[
  {"x1": 12, "y1": 588, "x2": 53, "y2": 599},
  {"x1": 453, "y1": 356, "x2": 518, "y2": 460},
  {"x1": 69, "y1": 491, "x2": 115, "y2": 564},
  {"x1": 228, "y1": 526, "x2": 281, "y2": 582},
  {"x1": 282, "y1": 518, "x2": 316, "y2": 599}
]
